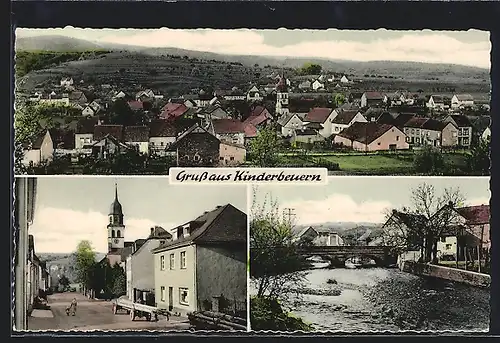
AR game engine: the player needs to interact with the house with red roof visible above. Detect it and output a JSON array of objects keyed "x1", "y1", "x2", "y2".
[
  {"x1": 210, "y1": 119, "x2": 246, "y2": 146},
  {"x1": 220, "y1": 141, "x2": 246, "y2": 166},
  {"x1": 242, "y1": 105, "x2": 273, "y2": 129},
  {"x1": 333, "y1": 122, "x2": 409, "y2": 152},
  {"x1": 360, "y1": 92, "x2": 385, "y2": 108},
  {"x1": 160, "y1": 102, "x2": 189, "y2": 120},
  {"x1": 170, "y1": 123, "x2": 220, "y2": 167},
  {"x1": 303, "y1": 107, "x2": 337, "y2": 138},
  {"x1": 127, "y1": 100, "x2": 144, "y2": 111},
  {"x1": 403, "y1": 116, "x2": 458, "y2": 147}
]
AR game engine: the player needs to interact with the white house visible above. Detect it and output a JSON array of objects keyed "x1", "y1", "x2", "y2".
[
  {"x1": 312, "y1": 79, "x2": 325, "y2": 91},
  {"x1": 451, "y1": 94, "x2": 474, "y2": 109},
  {"x1": 125, "y1": 227, "x2": 172, "y2": 304},
  {"x1": 295, "y1": 226, "x2": 345, "y2": 246},
  {"x1": 246, "y1": 85, "x2": 263, "y2": 102},
  {"x1": 210, "y1": 119, "x2": 246, "y2": 146},
  {"x1": 278, "y1": 113, "x2": 305, "y2": 137},
  {"x1": 124, "y1": 126, "x2": 150, "y2": 154},
  {"x1": 303, "y1": 107, "x2": 337, "y2": 138},
  {"x1": 340, "y1": 75, "x2": 350, "y2": 83},
  {"x1": 427, "y1": 95, "x2": 446, "y2": 110},
  {"x1": 60, "y1": 77, "x2": 74, "y2": 87},
  {"x1": 22, "y1": 130, "x2": 54, "y2": 167},
  {"x1": 82, "y1": 105, "x2": 96, "y2": 116},
  {"x1": 148, "y1": 120, "x2": 177, "y2": 156},
  {"x1": 437, "y1": 235, "x2": 458, "y2": 259},
  {"x1": 481, "y1": 127, "x2": 491, "y2": 142}
]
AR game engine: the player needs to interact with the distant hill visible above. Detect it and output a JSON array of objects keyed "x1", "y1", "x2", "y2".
[{"x1": 15, "y1": 35, "x2": 490, "y2": 78}]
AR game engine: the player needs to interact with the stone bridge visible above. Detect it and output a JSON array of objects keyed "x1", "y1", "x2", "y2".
[{"x1": 298, "y1": 245, "x2": 398, "y2": 267}]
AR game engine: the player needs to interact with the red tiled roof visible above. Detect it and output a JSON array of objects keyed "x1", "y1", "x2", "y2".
[
  {"x1": 94, "y1": 125, "x2": 123, "y2": 141},
  {"x1": 160, "y1": 102, "x2": 189, "y2": 119},
  {"x1": 456, "y1": 205, "x2": 490, "y2": 225},
  {"x1": 244, "y1": 123, "x2": 258, "y2": 138},
  {"x1": 127, "y1": 100, "x2": 144, "y2": 111},
  {"x1": 212, "y1": 119, "x2": 245, "y2": 134},
  {"x1": 363, "y1": 91, "x2": 384, "y2": 100},
  {"x1": 336, "y1": 122, "x2": 394, "y2": 145},
  {"x1": 304, "y1": 107, "x2": 333, "y2": 123},
  {"x1": 124, "y1": 126, "x2": 150, "y2": 142},
  {"x1": 149, "y1": 119, "x2": 177, "y2": 137},
  {"x1": 243, "y1": 106, "x2": 272, "y2": 127},
  {"x1": 331, "y1": 110, "x2": 359, "y2": 125}
]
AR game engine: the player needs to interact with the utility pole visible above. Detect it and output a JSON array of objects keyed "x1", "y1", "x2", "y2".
[{"x1": 283, "y1": 208, "x2": 296, "y2": 225}]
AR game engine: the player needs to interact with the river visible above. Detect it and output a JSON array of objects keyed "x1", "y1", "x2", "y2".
[{"x1": 260, "y1": 263, "x2": 490, "y2": 332}]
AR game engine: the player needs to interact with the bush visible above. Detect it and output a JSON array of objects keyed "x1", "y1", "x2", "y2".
[
  {"x1": 413, "y1": 146, "x2": 447, "y2": 174},
  {"x1": 250, "y1": 296, "x2": 313, "y2": 331}
]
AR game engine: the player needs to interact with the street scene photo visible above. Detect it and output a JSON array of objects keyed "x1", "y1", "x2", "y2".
[
  {"x1": 249, "y1": 177, "x2": 490, "y2": 332},
  {"x1": 13, "y1": 177, "x2": 248, "y2": 331},
  {"x1": 14, "y1": 28, "x2": 490, "y2": 176}
]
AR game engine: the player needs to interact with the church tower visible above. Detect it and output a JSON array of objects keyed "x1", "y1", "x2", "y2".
[
  {"x1": 107, "y1": 183, "x2": 125, "y2": 252},
  {"x1": 275, "y1": 72, "x2": 289, "y2": 117}
]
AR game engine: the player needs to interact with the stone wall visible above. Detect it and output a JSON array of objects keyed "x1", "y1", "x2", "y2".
[{"x1": 402, "y1": 261, "x2": 491, "y2": 288}]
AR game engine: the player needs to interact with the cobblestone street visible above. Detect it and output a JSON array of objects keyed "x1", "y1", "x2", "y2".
[{"x1": 28, "y1": 292, "x2": 190, "y2": 331}]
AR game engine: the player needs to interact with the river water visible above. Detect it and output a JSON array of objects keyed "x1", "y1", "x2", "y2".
[{"x1": 264, "y1": 263, "x2": 490, "y2": 332}]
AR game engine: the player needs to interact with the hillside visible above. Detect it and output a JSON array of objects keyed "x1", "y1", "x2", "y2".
[{"x1": 15, "y1": 35, "x2": 490, "y2": 91}]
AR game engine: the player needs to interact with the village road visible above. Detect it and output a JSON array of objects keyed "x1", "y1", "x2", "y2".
[{"x1": 28, "y1": 292, "x2": 191, "y2": 331}]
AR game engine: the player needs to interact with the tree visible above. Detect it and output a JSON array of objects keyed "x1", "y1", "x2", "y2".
[
  {"x1": 109, "y1": 98, "x2": 137, "y2": 126},
  {"x1": 112, "y1": 267, "x2": 127, "y2": 297},
  {"x1": 413, "y1": 146, "x2": 446, "y2": 174},
  {"x1": 467, "y1": 137, "x2": 490, "y2": 175},
  {"x1": 334, "y1": 93, "x2": 346, "y2": 107},
  {"x1": 248, "y1": 126, "x2": 280, "y2": 167},
  {"x1": 73, "y1": 240, "x2": 97, "y2": 292},
  {"x1": 382, "y1": 183, "x2": 464, "y2": 263},
  {"x1": 300, "y1": 63, "x2": 322, "y2": 75},
  {"x1": 58, "y1": 275, "x2": 70, "y2": 289},
  {"x1": 250, "y1": 188, "x2": 308, "y2": 298}
]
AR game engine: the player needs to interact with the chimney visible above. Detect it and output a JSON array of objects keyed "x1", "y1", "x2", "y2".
[
  {"x1": 392, "y1": 209, "x2": 397, "y2": 215},
  {"x1": 150, "y1": 227, "x2": 154, "y2": 236}
]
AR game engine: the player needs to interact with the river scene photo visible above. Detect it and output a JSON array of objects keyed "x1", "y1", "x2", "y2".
[{"x1": 281, "y1": 260, "x2": 490, "y2": 332}]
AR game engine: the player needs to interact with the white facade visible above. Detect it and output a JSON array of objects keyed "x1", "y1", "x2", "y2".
[
  {"x1": 312, "y1": 80, "x2": 325, "y2": 91},
  {"x1": 149, "y1": 137, "x2": 176, "y2": 155},
  {"x1": 340, "y1": 76, "x2": 349, "y2": 83},
  {"x1": 75, "y1": 133, "x2": 94, "y2": 150},
  {"x1": 126, "y1": 141, "x2": 149, "y2": 154},
  {"x1": 215, "y1": 132, "x2": 245, "y2": 146},
  {"x1": 246, "y1": 86, "x2": 263, "y2": 102},
  {"x1": 451, "y1": 95, "x2": 474, "y2": 109},
  {"x1": 482, "y1": 127, "x2": 491, "y2": 142},
  {"x1": 332, "y1": 112, "x2": 367, "y2": 135},
  {"x1": 281, "y1": 114, "x2": 304, "y2": 137},
  {"x1": 275, "y1": 91, "x2": 289, "y2": 116},
  {"x1": 437, "y1": 236, "x2": 458, "y2": 259},
  {"x1": 82, "y1": 106, "x2": 95, "y2": 116},
  {"x1": 22, "y1": 131, "x2": 54, "y2": 166}
]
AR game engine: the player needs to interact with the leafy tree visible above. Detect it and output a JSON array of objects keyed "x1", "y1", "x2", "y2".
[
  {"x1": 250, "y1": 296, "x2": 312, "y2": 331},
  {"x1": 73, "y1": 240, "x2": 97, "y2": 291},
  {"x1": 467, "y1": 137, "x2": 490, "y2": 175},
  {"x1": 300, "y1": 63, "x2": 322, "y2": 75},
  {"x1": 413, "y1": 146, "x2": 446, "y2": 174},
  {"x1": 382, "y1": 183, "x2": 464, "y2": 263},
  {"x1": 334, "y1": 93, "x2": 346, "y2": 107},
  {"x1": 112, "y1": 268, "x2": 127, "y2": 297},
  {"x1": 14, "y1": 141, "x2": 28, "y2": 175},
  {"x1": 248, "y1": 126, "x2": 280, "y2": 167},
  {"x1": 109, "y1": 98, "x2": 137, "y2": 126},
  {"x1": 250, "y1": 188, "x2": 308, "y2": 298}
]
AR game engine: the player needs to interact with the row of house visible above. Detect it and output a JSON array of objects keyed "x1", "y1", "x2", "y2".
[
  {"x1": 14, "y1": 178, "x2": 51, "y2": 330},
  {"x1": 101, "y1": 186, "x2": 247, "y2": 317}
]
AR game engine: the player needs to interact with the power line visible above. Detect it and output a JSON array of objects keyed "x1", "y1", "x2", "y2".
[{"x1": 283, "y1": 208, "x2": 296, "y2": 224}]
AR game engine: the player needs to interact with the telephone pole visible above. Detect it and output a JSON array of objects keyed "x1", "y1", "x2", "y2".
[{"x1": 283, "y1": 208, "x2": 296, "y2": 224}]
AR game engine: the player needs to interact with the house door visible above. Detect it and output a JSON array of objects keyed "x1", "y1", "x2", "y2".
[{"x1": 168, "y1": 287, "x2": 173, "y2": 311}]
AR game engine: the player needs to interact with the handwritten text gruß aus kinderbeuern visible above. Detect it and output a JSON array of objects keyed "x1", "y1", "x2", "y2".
[{"x1": 171, "y1": 169, "x2": 326, "y2": 184}]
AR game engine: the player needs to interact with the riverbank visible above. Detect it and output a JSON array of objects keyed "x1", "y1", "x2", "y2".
[{"x1": 402, "y1": 261, "x2": 491, "y2": 289}]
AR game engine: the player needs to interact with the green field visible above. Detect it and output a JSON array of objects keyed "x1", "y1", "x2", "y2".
[{"x1": 278, "y1": 151, "x2": 470, "y2": 175}]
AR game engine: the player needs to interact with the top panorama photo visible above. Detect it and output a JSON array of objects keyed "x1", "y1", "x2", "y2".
[{"x1": 14, "y1": 28, "x2": 491, "y2": 176}]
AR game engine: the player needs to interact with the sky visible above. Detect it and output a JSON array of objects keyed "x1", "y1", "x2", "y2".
[
  {"x1": 15, "y1": 28, "x2": 491, "y2": 69},
  {"x1": 27, "y1": 177, "x2": 247, "y2": 254},
  {"x1": 252, "y1": 177, "x2": 490, "y2": 225}
]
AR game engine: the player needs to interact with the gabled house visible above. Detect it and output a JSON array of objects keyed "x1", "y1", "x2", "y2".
[
  {"x1": 211, "y1": 119, "x2": 246, "y2": 146},
  {"x1": 303, "y1": 107, "x2": 336, "y2": 138},
  {"x1": 348, "y1": 92, "x2": 364, "y2": 105},
  {"x1": 82, "y1": 105, "x2": 96, "y2": 117},
  {"x1": 22, "y1": 130, "x2": 54, "y2": 167},
  {"x1": 171, "y1": 123, "x2": 220, "y2": 167},
  {"x1": 149, "y1": 119, "x2": 177, "y2": 156},
  {"x1": 278, "y1": 113, "x2": 305, "y2": 137},
  {"x1": 128, "y1": 100, "x2": 144, "y2": 112},
  {"x1": 242, "y1": 105, "x2": 273, "y2": 129},
  {"x1": 69, "y1": 91, "x2": 88, "y2": 106},
  {"x1": 331, "y1": 110, "x2": 367, "y2": 135},
  {"x1": 60, "y1": 77, "x2": 74, "y2": 88},
  {"x1": 75, "y1": 117, "x2": 100, "y2": 151},
  {"x1": 291, "y1": 128, "x2": 325, "y2": 145},
  {"x1": 91, "y1": 134, "x2": 132, "y2": 159},
  {"x1": 427, "y1": 95, "x2": 446, "y2": 110},
  {"x1": 334, "y1": 122, "x2": 409, "y2": 151},
  {"x1": 124, "y1": 126, "x2": 150, "y2": 154},
  {"x1": 312, "y1": 79, "x2": 325, "y2": 91},
  {"x1": 444, "y1": 115, "x2": 473, "y2": 147},
  {"x1": 203, "y1": 105, "x2": 230, "y2": 120},
  {"x1": 160, "y1": 102, "x2": 189, "y2": 120},
  {"x1": 403, "y1": 117, "x2": 458, "y2": 147},
  {"x1": 246, "y1": 85, "x2": 263, "y2": 102},
  {"x1": 135, "y1": 89, "x2": 155, "y2": 101},
  {"x1": 340, "y1": 75, "x2": 350, "y2": 83},
  {"x1": 152, "y1": 204, "x2": 247, "y2": 316},
  {"x1": 295, "y1": 226, "x2": 345, "y2": 246},
  {"x1": 482, "y1": 127, "x2": 491, "y2": 142},
  {"x1": 49, "y1": 128, "x2": 76, "y2": 157},
  {"x1": 298, "y1": 81, "x2": 312, "y2": 91},
  {"x1": 451, "y1": 94, "x2": 474, "y2": 109},
  {"x1": 126, "y1": 227, "x2": 172, "y2": 305},
  {"x1": 360, "y1": 92, "x2": 385, "y2": 108}
]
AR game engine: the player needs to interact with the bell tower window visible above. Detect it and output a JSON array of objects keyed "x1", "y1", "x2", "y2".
[
  {"x1": 117, "y1": 230, "x2": 121, "y2": 238},
  {"x1": 112, "y1": 230, "x2": 116, "y2": 238}
]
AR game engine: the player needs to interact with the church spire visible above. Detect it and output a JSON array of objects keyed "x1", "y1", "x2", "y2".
[{"x1": 115, "y1": 182, "x2": 118, "y2": 201}]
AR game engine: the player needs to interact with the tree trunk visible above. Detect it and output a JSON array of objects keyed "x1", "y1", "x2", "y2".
[
  {"x1": 479, "y1": 225, "x2": 484, "y2": 273},
  {"x1": 464, "y1": 247, "x2": 468, "y2": 270}
]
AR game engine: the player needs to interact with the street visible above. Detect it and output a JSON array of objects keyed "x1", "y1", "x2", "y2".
[{"x1": 28, "y1": 292, "x2": 191, "y2": 331}]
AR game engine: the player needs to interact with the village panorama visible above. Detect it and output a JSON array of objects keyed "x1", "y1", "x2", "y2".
[{"x1": 14, "y1": 28, "x2": 491, "y2": 176}]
